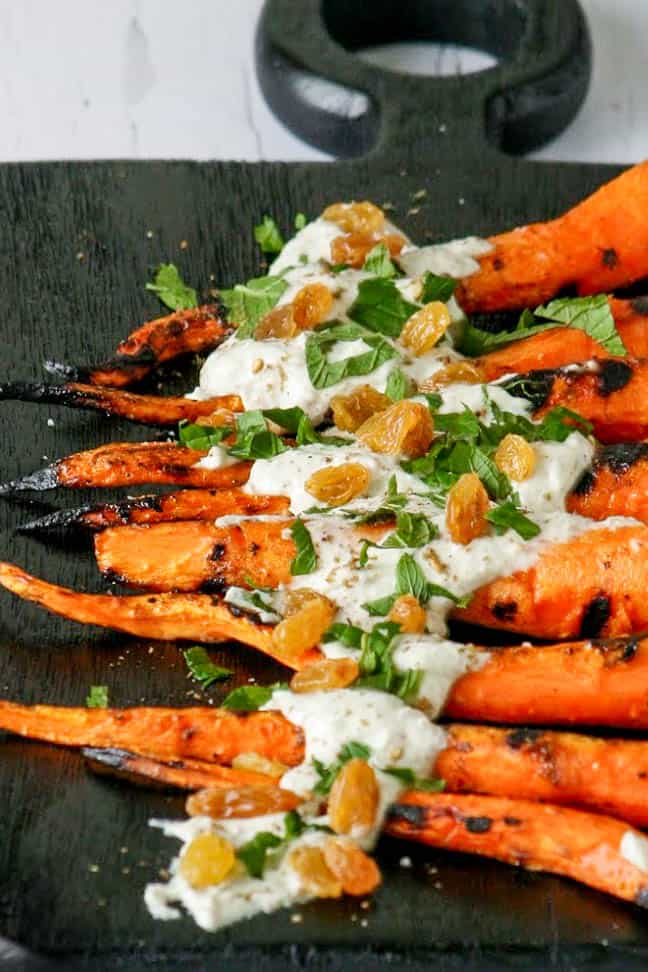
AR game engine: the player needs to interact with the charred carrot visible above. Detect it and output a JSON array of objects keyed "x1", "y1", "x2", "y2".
[
  {"x1": 47, "y1": 305, "x2": 230, "y2": 388},
  {"x1": 0, "y1": 443, "x2": 251, "y2": 493},
  {"x1": 0, "y1": 699, "x2": 303, "y2": 764},
  {"x1": 18, "y1": 489, "x2": 290, "y2": 534},
  {"x1": 437, "y1": 724, "x2": 648, "y2": 829},
  {"x1": 0, "y1": 381, "x2": 242, "y2": 427},
  {"x1": 385, "y1": 792, "x2": 648, "y2": 908},
  {"x1": 567, "y1": 442, "x2": 648, "y2": 523},
  {"x1": 458, "y1": 160, "x2": 648, "y2": 312},
  {"x1": 0, "y1": 562, "x2": 319, "y2": 669}
]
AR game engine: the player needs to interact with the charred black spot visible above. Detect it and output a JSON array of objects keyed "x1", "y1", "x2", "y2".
[
  {"x1": 200, "y1": 578, "x2": 227, "y2": 596},
  {"x1": 631, "y1": 296, "x2": 648, "y2": 316},
  {"x1": 113, "y1": 346, "x2": 157, "y2": 366},
  {"x1": 504, "y1": 816, "x2": 522, "y2": 826},
  {"x1": 101, "y1": 568, "x2": 127, "y2": 586},
  {"x1": 500, "y1": 370, "x2": 556, "y2": 409},
  {"x1": 493, "y1": 257, "x2": 504, "y2": 270},
  {"x1": 636, "y1": 887, "x2": 648, "y2": 909},
  {"x1": 598, "y1": 442, "x2": 648, "y2": 475},
  {"x1": 387, "y1": 803, "x2": 426, "y2": 827},
  {"x1": 166, "y1": 321, "x2": 184, "y2": 338},
  {"x1": 620, "y1": 639, "x2": 638, "y2": 663},
  {"x1": 579, "y1": 595, "x2": 611, "y2": 638},
  {"x1": 506, "y1": 728, "x2": 544, "y2": 750},
  {"x1": 492, "y1": 601, "x2": 517, "y2": 622},
  {"x1": 209, "y1": 543, "x2": 226, "y2": 562},
  {"x1": 147, "y1": 596, "x2": 158, "y2": 604},
  {"x1": 570, "y1": 468, "x2": 596, "y2": 496},
  {"x1": 182, "y1": 728, "x2": 196, "y2": 740},
  {"x1": 164, "y1": 465, "x2": 190, "y2": 478},
  {"x1": 597, "y1": 359, "x2": 633, "y2": 397},
  {"x1": 601, "y1": 247, "x2": 618, "y2": 268},
  {"x1": 464, "y1": 816, "x2": 492, "y2": 834},
  {"x1": 250, "y1": 542, "x2": 260, "y2": 556}
]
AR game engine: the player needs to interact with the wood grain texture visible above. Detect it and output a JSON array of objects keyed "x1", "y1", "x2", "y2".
[{"x1": 2, "y1": 157, "x2": 648, "y2": 967}]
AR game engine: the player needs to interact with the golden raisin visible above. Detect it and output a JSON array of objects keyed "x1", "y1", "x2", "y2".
[
  {"x1": 305, "y1": 462, "x2": 370, "y2": 506},
  {"x1": 331, "y1": 385, "x2": 391, "y2": 432},
  {"x1": 272, "y1": 595, "x2": 337, "y2": 661},
  {"x1": 186, "y1": 785, "x2": 300, "y2": 819},
  {"x1": 323, "y1": 837, "x2": 382, "y2": 896},
  {"x1": 494, "y1": 434, "x2": 537, "y2": 482},
  {"x1": 288, "y1": 845, "x2": 343, "y2": 898},
  {"x1": 356, "y1": 400, "x2": 434, "y2": 458},
  {"x1": 322, "y1": 201, "x2": 385, "y2": 235},
  {"x1": 179, "y1": 832, "x2": 235, "y2": 889},
  {"x1": 388, "y1": 594, "x2": 427, "y2": 633},
  {"x1": 292, "y1": 282, "x2": 334, "y2": 330},
  {"x1": 290, "y1": 657, "x2": 360, "y2": 693},
  {"x1": 283, "y1": 588, "x2": 335, "y2": 617},
  {"x1": 328, "y1": 758, "x2": 379, "y2": 836},
  {"x1": 419, "y1": 360, "x2": 485, "y2": 391},
  {"x1": 446, "y1": 472, "x2": 490, "y2": 545},
  {"x1": 400, "y1": 301, "x2": 451, "y2": 356},
  {"x1": 231, "y1": 752, "x2": 290, "y2": 778},
  {"x1": 196, "y1": 408, "x2": 237, "y2": 428},
  {"x1": 330, "y1": 231, "x2": 407, "y2": 269},
  {"x1": 255, "y1": 304, "x2": 297, "y2": 340}
]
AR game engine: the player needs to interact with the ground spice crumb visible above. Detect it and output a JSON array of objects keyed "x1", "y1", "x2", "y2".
[
  {"x1": 146, "y1": 230, "x2": 154, "y2": 239},
  {"x1": 360, "y1": 899, "x2": 370, "y2": 910},
  {"x1": 458, "y1": 197, "x2": 465, "y2": 206},
  {"x1": 158, "y1": 868, "x2": 170, "y2": 880},
  {"x1": 434, "y1": 881, "x2": 443, "y2": 890},
  {"x1": 97, "y1": 897, "x2": 107, "y2": 907},
  {"x1": 89, "y1": 864, "x2": 100, "y2": 873},
  {"x1": 290, "y1": 913, "x2": 303, "y2": 924},
  {"x1": 121, "y1": 867, "x2": 131, "y2": 875},
  {"x1": 400, "y1": 856, "x2": 412, "y2": 868},
  {"x1": 360, "y1": 919, "x2": 368, "y2": 928},
  {"x1": 413, "y1": 189, "x2": 427, "y2": 201},
  {"x1": 252, "y1": 358, "x2": 264, "y2": 373},
  {"x1": 439, "y1": 124, "x2": 447, "y2": 133},
  {"x1": 76, "y1": 251, "x2": 85, "y2": 262},
  {"x1": 47, "y1": 418, "x2": 55, "y2": 427},
  {"x1": 180, "y1": 240, "x2": 189, "y2": 250},
  {"x1": 407, "y1": 207, "x2": 420, "y2": 216},
  {"x1": 382, "y1": 202, "x2": 395, "y2": 211}
]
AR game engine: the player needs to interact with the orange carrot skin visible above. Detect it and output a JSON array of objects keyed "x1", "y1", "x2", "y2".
[
  {"x1": 58, "y1": 384, "x2": 243, "y2": 426},
  {"x1": 83, "y1": 748, "x2": 282, "y2": 791},
  {"x1": 55, "y1": 442, "x2": 251, "y2": 489},
  {"x1": 445, "y1": 636, "x2": 648, "y2": 728},
  {"x1": 0, "y1": 700, "x2": 304, "y2": 765},
  {"x1": 566, "y1": 443, "x2": 648, "y2": 523},
  {"x1": 385, "y1": 791, "x2": 648, "y2": 907},
  {"x1": 439, "y1": 724, "x2": 648, "y2": 829},
  {"x1": 454, "y1": 524, "x2": 648, "y2": 639},
  {"x1": 459, "y1": 160, "x2": 648, "y2": 312},
  {"x1": 88, "y1": 305, "x2": 229, "y2": 387}
]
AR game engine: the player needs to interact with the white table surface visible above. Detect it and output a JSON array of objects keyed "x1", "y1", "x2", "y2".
[{"x1": 0, "y1": 0, "x2": 646, "y2": 166}]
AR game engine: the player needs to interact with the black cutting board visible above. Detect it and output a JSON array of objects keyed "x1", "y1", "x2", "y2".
[{"x1": 2, "y1": 1, "x2": 648, "y2": 969}]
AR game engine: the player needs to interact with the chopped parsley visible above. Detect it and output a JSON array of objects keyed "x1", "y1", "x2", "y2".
[
  {"x1": 254, "y1": 215, "x2": 285, "y2": 255},
  {"x1": 305, "y1": 321, "x2": 397, "y2": 389},
  {"x1": 459, "y1": 294, "x2": 626, "y2": 357},
  {"x1": 222, "y1": 274, "x2": 288, "y2": 340},
  {"x1": 86, "y1": 685, "x2": 108, "y2": 708},
  {"x1": 145, "y1": 264, "x2": 197, "y2": 311},
  {"x1": 289, "y1": 519, "x2": 318, "y2": 575},
  {"x1": 313, "y1": 741, "x2": 371, "y2": 795},
  {"x1": 182, "y1": 646, "x2": 232, "y2": 688}
]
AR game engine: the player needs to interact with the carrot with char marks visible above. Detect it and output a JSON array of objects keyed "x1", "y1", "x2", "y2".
[
  {"x1": 458, "y1": 160, "x2": 648, "y2": 312},
  {"x1": 384, "y1": 792, "x2": 648, "y2": 909}
]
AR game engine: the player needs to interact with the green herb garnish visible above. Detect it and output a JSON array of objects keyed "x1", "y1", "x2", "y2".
[
  {"x1": 383, "y1": 766, "x2": 446, "y2": 792},
  {"x1": 290, "y1": 519, "x2": 318, "y2": 575},
  {"x1": 348, "y1": 278, "x2": 418, "y2": 338},
  {"x1": 146, "y1": 264, "x2": 197, "y2": 311},
  {"x1": 221, "y1": 683, "x2": 288, "y2": 712},
  {"x1": 178, "y1": 420, "x2": 229, "y2": 452},
  {"x1": 363, "y1": 243, "x2": 398, "y2": 279},
  {"x1": 385, "y1": 367, "x2": 417, "y2": 401},
  {"x1": 420, "y1": 273, "x2": 457, "y2": 304},
  {"x1": 227, "y1": 410, "x2": 287, "y2": 460},
  {"x1": 485, "y1": 501, "x2": 540, "y2": 540},
  {"x1": 182, "y1": 646, "x2": 232, "y2": 688},
  {"x1": 313, "y1": 741, "x2": 371, "y2": 795},
  {"x1": 86, "y1": 685, "x2": 108, "y2": 708},
  {"x1": 294, "y1": 212, "x2": 307, "y2": 230},
  {"x1": 254, "y1": 215, "x2": 285, "y2": 255},
  {"x1": 305, "y1": 321, "x2": 397, "y2": 389},
  {"x1": 222, "y1": 274, "x2": 288, "y2": 340}
]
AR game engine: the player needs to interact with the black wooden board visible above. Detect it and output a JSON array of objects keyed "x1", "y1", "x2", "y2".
[{"x1": 1, "y1": 155, "x2": 648, "y2": 971}]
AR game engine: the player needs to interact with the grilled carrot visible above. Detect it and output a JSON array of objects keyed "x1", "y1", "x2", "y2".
[
  {"x1": 0, "y1": 443, "x2": 251, "y2": 493},
  {"x1": 0, "y1": 699, "x2": 303, "y2": 764},
  {"x1": 458, "y1": 160, "x2": 648, "y2": 312},
  {"x1": 438, "y1": 724, "x2": 648, "y2": 829},
  {"x1": 384, "y1": 792, "x2": 648, "y2": 908},
  {"x1": 0, "y1": 562, "x2": 319, "y2": 669},
  {"x1": 0, "y1": 381, "x2": 242, "y2": 427},
  {"x1": 18, "y1": 489, "x2": 290, "y2": 534},
  {"x1": 46, "y1": 305, "x2": 230, "y2": 388},
  {"x1": 566, "y1": 442, "x2": 648, "y2": 523},
  {"x1": 82, "y1": 747, "x2": 282, "y2": 790}
]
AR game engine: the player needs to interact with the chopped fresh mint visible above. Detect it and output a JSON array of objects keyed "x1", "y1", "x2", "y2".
[
  {"x1": 420, "y1": 273, "x2": 457, "y2": 304},
  {"x1": 86, "y1": 685, "x2": 108, "y2": 708},
  {"x1": 145, "y1": 264, "x2": 197, "y2": 311},
  {"x1": 222, "y1": 274, "x2": 288, "y2": 340},
  {"x1": 383, "y1": 766, "x2": 446, "y2": 792},
  {"x1": 289, "y1": 519, "x2": 318, "y2": 575},
  {"x1": 227, "y1": 410, "x2": 287, "y2": 460},
  {"x1": 254, "y1": 215, "x2": 285, "y2": 255},
  {"x1": 363, "y1": 243, "x2": 398, "y2": 279},
  {"x1": 485, "y1": 501, "x2": 540, "y2": 540},
  {"x1": 305, "y1": 321, "x2": 397, "y2": 389},
  {"x1": 313, "y1": 741, "x2": 371, "y2": 795},
  {"x1": 221, "y1": 683, "x2": 287, "y2": 712},
  {"x1": 182, "y1": 646, "x2": 232, "y2": 688},
  {"x1": 385, "y1": 367, "x2": 417, "y2": 401},
  {"x1": 348, "y1": 278, "x2": 418, "y2": 338},
  {"x1": 178, "y1": 420, "x2": 229, "y2": 452},
  {"x1": 294, "y1": 212, "x2": 307, "y2": 230}
]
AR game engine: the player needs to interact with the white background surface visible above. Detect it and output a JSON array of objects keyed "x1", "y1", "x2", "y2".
[{"x1": 0, "y1": 0, "x2": 646, "y2": 165}]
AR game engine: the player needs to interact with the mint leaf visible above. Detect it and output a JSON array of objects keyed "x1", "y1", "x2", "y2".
[
  {"x1": 305, "y1": 322, "x2": 397, "y2": 389},
  {"x1": 385, "y1": 367, "x2": 416, "y2": 401},
  {"x1": 384, "y1": 766, "x2": 446, "y2": 792},
  {"x1": 486, "y1": 501, "x2": 540, "y2": 540},
  {"x1": 182, "y1": 646, "x2": 232, "y2": 688},
  {"x1": 290, "y1": 519, "x2": 318, "y2": 575},
  {"x1": 356, "y1": 620, "x2": 422, "y2": 700},
  {"x1": 323, "y1": 622, "x2": 364, "y2": 650},
  {"x1": 178, "y1": 420, "x2": 229, "y2": 452},
  {"x1": 420, "y1": 273, "x2": 457, "y2": 304},
  {"x1": 86, "y1": 685, "x2": 108, "y2": 708},
  {"x1": 254, "y1": 216, "x2": 285, "y2": 255},
  {"x1": 221, "y1": 684, "x2": 283, "y2": 711},
  {"x1": 146, "y1": 264, "x2": 197, "y2": 311},
  {"x1": 395, "y1": 553, "x2": 469, "y2": 606},
  {"x1": 222, "y1": 275, "x2": 288, "y2": 340},
  {"x1": 348, "y1": 278, "x2": 418, "y2": 338},
  {"x1": 313, "y1": 741, "x2": 371, "y2": 795},
  {"x1": 294, "y1": 212, "x2": 307, "y2": 230},
  {"x1": 363, "y1": 243, "x2": 397, "y2": 279},
  {"x1": 237, "y1": 830, "x2": 283, "y2": 878},
  {"x1": 262, "y1": 406, "x2": 350, "y2": 447},
  {"x1": 227, "y1": 410, "x2": 287, "y2": 460},
  {"x1": 382, "y1": 511, "x2": 438, "y2": 548}
]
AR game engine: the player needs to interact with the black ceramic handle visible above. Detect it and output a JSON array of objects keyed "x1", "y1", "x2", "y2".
[{"x1": 255, "y1": 0, "x2": 591, "y2": 161}]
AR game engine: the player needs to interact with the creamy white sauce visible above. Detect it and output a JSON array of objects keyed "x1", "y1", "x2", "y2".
[
  {"x1": 224, "y1": 586, "x2": 280, "y2": 623},
  {"x1": 195, "y1": 444, "x2": 241, "y2": 470},
  {"x1": 392, "y1": 636, "x2": 488, "y2": 718},
  {"x1": 398, "y1": 237, "x2": 493, "y2": 279},
  {"x1": 433, "y1": 382, "x2": 532, "y2": 419},
  {"x1": 515, "y1": 436, "x2": 595, "y2": 514},
  {"x1": 620, "y1": 830, "x2": 648, "y2": 873}
]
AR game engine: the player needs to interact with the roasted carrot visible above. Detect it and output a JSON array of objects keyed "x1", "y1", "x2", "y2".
[
  {"x1": 438, "y1": 724, "x2": 648, "y2": 829},
  {"x1": 0, "y1": 699, "x2": 303, "y2": 764},
  {"x1": 0, "y1": 443, "x2": 251, "y2": 493},
  {"x1": 18, "y1": 489, "x2": 290, "y2": 534},
  {"x1": 0, "y1": 381, "x2": 243, "y2": 427},
  {"x1": 83, "y1": 747, "x2": 282, "y2": 791},
  {"x1": 567, "y1": 442, "x2": 648, "y2": 523},
  {"x1": 458, "y1": 160, "x2": 648, "y2": 312},
  {"x1": 46, "y1": 305, "x2": 230, "y2": 388},
  {"x1": 385, "y1": 792, "x2": 648, "y2": 908},
  {"x1": 0, "y1": 562, "x2": 319, "y2": 669}
]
